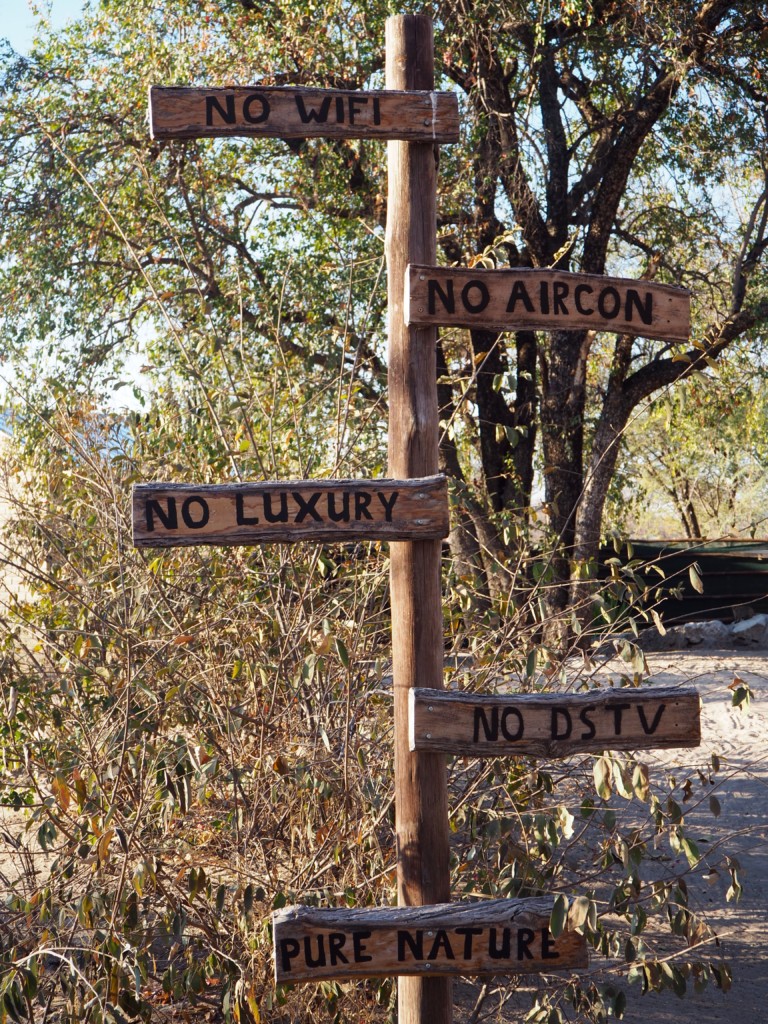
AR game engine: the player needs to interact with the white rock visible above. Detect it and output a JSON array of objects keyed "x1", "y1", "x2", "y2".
[{"x1": 731, "y1": 613, "x2": 768, "y2": 645}]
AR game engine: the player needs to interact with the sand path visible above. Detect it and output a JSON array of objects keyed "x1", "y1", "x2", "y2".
[{"x1": 600, "y1": 648, "x2": 768, "y2": 1021}]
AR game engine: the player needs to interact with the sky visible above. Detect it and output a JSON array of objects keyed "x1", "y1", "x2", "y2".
[{"x1": 3, "y1": 0, "x2": 85, "y2": 54}]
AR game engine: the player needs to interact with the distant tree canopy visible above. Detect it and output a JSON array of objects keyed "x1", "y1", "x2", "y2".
[{"x1": 1, "y1": 0, "x2": 768, "y2": 621}]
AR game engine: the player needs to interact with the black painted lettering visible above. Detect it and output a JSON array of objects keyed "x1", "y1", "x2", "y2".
[
  {"x1": 353, "y1": 930, "x2": 373, "y2": 964},
  {"x1": 397, "y1": 929, "x2": 424, "y2": 962},
  {"x1": 625, "y1": 288, "x2": 653, "y2": 325},
  {"x1": 293, "y1": 491, "x2": 323, "y2": 523},
  {"x1": 242, "y1": 93, "x2": 270, "y2": 124},
  {"x1": 348, "y1": 96, "x2": 366, "y2": 123},
  {"x1": 372, "y1": 97, "x2": 381, "y2": 124},
  {"x1": 611, "y1": 702, "x2": 631, "y2": 735},
  {"x1": 474, "y1": 706, "x2": 499, "y2": 742},
  {"x1": 597, "y1": 286, "x2": 621, "y2": 319},
  {"x1": 428, "y1": 278, "x2": 454, "y2": 315},
  {"x1": 489, "y1": 927, "x2": 510, "y2": 959},
  {"x1": 551, "y1": 707, "x2": 573, "y2": 740},
  {"x1": 279, "y1": 937, "x2": 300, "y2": 972},
  {"x1": 295, "y1": 95, "x2": 332, "y2": 123},
  {"x1": 540, "y1": 280, "x2": 550, "y2": 314},
  {"x1": 354, "y1": 491, "x2": 373, "y2": 520},
  {"x1": 377, "y1": 491, "x2": 399, "y2": 522},
  {"x1": 328, "y1": 932, "x2": 349, "y2": 965},
  {"x1": 517, "y1": 927, "x2": 535, "y2": 960},
  {"x1": 579, "y1": 707, "x2": 596, "y2": 740},
  {"x1": 181, "y1": 496, "x2": 210, "y2": 530},
  {"x1": 574, "y1": 283, "x2": 594, "y2": 315},
  {"x1": 541, "y1": 928, "x2": 560, "y2": 959},
  {"x1": 263, "y1": 492, "x2": 289, "y2": 523},
  {"x1": 335, "y1": 97, "x2": 345, "y2": 123},
  {"x1": 205, "y1": 94, "x2": 235, "y2": 125},
  {"x1": 461, "y1": 280, "x2": 490, "y2": 313},
  {"x1": 501, "y1": 707, "x2": 524, "y2": 741},
  {"x1": 303, "y1": 934, "x2": 327, "y2": 968},
  {"x1": 427, "y1": 929, "x2": 455, "y2": 960},
  {"x1": 553, "y1": 281, "x2": 569, "y2": 315},
  {"x1": 506, "y1": 280, "x2": 535, "y2": 313},
  {"x1": 145, "y1": 498, "x2": 177, "y2": 532},
  {"x1": 637, "y1": 702, "x2": 666, "y2": 735},
  {"x1": 455, "y1": 927, "x2": 482, "y2": 959},
  {"x1": 236, "y1": 494, "x2": 258, "y2": 526},
  {"x1": 327, "y1": 491, "x2": 350, "y2": 522}
]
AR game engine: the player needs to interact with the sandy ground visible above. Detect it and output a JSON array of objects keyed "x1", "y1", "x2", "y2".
[
  {"x1": 449, "y1": 646, "x2": 768, "y2": 1022},
  {"x1": 607, "y1": 648, "x2": 768, "y2": 1021}
]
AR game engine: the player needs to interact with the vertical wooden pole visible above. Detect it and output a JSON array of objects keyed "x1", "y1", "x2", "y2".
[{"x1": 386, "y1": 15, "x2": 452, "y2": 1024}]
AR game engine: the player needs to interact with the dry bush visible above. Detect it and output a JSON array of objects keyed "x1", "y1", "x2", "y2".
[{"x1": 0, "y1": 394, "x2": 736, "y2": 1024}]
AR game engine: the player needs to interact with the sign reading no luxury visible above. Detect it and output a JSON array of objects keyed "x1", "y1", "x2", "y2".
[
  {"x1": 132, "y1": 475, "x2": 448, "y2": 547},
  {"x1": 273, "y1": 897, "x2": 588, "y2": 982},
  {"x1": 406, "y1": 265, "x2": 691, "y2": 342},
  {"x1": 149, "y1": 86, "x2": 460, "y2": 142}
]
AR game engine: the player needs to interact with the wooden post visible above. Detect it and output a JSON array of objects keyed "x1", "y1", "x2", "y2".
[{"x1": 386, "y1": 15, "x2": 452, "y2": 1024}]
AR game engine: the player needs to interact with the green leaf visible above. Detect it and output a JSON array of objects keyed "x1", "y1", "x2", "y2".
[
  {"x1": 335, "y1": 637, "x2": 350, "y2": 669},
  {"x1": 550, "y1": 894, "x2": 568, "y2": 938},
  {"x1": 681, "y1": 835, "x2": 700, "y2": 867},
  {"x1": 567, "y1": 895, "x2": 590, "y2": 933},
  {"x1": 593, "y1": 756, "x2": 612, "y2": 800}
]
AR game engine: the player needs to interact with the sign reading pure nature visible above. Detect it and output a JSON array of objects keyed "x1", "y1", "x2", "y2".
[
  {"x1": 132, "y1": 475, "x2": 449, "y2": 547},
  {"x1": 272, "y1": 897, "x2": 588, "y2": 982},
  {"x1": 405, "y1": 265, "x2": 691, "y2": 342},
  {"x1": 409, "y1": 686, "x2": 701, "y2": 757},
  {"x1": 149, "y1": 86, "x2": 460, "y2": 142}
]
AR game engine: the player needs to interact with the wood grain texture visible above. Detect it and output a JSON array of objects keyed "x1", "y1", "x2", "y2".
[
  {"x1": 409, "y1": 686, "x2": 701, "y2": 756},
  {"x1": 406, "y1": 265, "x2": 691, "y2": 342},
  {"x1": 273, "y1": 897, "x2": 588, "y2": 982},
  {"x1": 149, "y1": 86, "x2": 459, "y2": 142},
  {"x1": 131, "y1": 476, "x2": 448, "y2": 546},
  {"x1": 385, "y1": 16, "x2": 453, "y2": 1024}
]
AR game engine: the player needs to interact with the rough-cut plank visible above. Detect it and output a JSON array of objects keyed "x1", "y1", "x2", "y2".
[
  {"x1": 273, "y1": 897, "x2": 588, "y2": 982},
  {"x1": 132, "y1": 476, "x2": 448, "y2": 547},
  {"x1": 405, "y1": 265, "x2": 691, "y2": 342},
  {"x1": 149, "y1": 85, "x2": 460, "y2": 142},
  {"x1": 409, "y1": 686, "x2": 701, "y2": 756}
]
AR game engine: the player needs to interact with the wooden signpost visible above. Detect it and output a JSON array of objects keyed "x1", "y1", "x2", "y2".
[
  {"x1": 132, "y1": 476, "x2": 448, "y2": 547},
  {"x1": 149, "y1": 85, "x2": 460, "y2": 142},
  {"x1": 273, "y1": 898, "x2": 588, "y2": 983},
  {"x1": 143, "y1": 14, "x2": 705, "y2": 1024},
  {"x1": 409, "y1": 686, "x2": 701, "y2": 757},
  {"x1": 405, "y1": 265, "x2": 691, "y2": 342}
]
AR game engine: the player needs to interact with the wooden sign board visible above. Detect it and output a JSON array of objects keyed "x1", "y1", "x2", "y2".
[
  {"x1": 132, "y1": 475, "x2": 448, "y2": 547},
  {"x1": 405, "y1": 265, "x2": 691, "y2": 342},
  {"x1": 149, "y1": 86, "x2": 460, "y2": 142},
  {"x1": 409, "y1": 686, "x2": 701, "y2": 757},
  {"x1": 273, "y1": 897, "x2": 587, "y2": 983}
]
